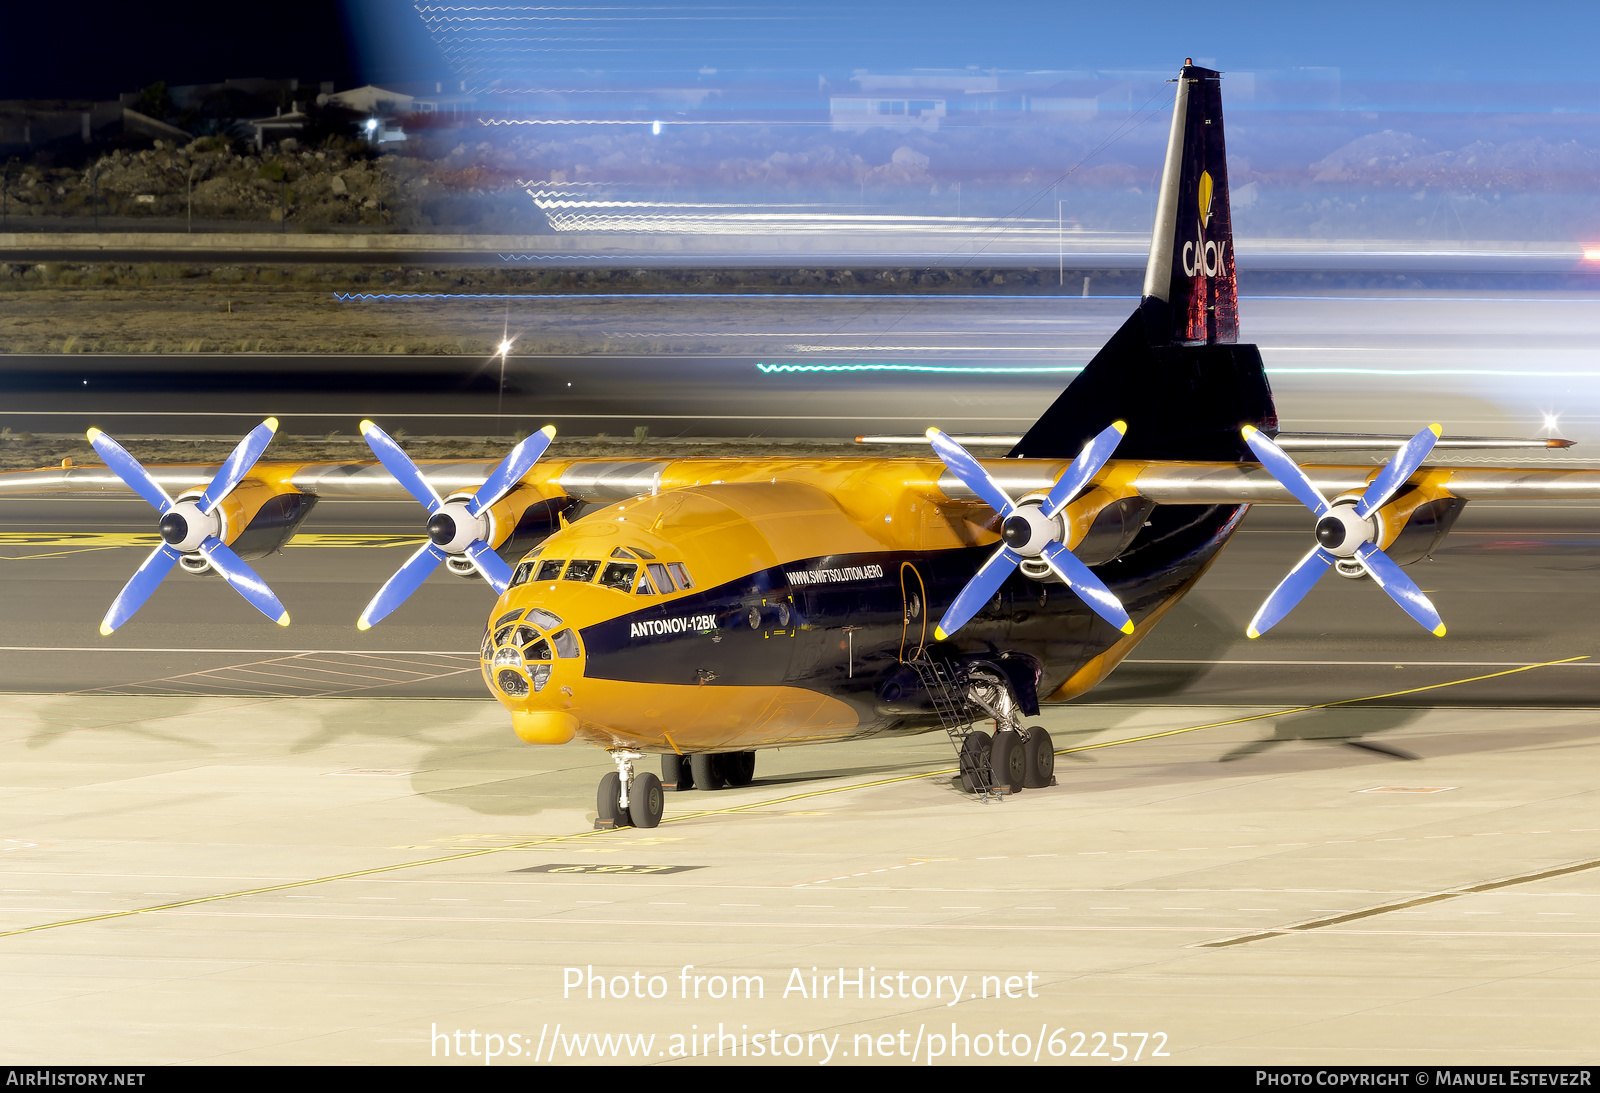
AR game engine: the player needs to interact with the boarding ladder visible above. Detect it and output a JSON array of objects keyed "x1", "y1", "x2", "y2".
[{"x1": 905, "y1": 654, "x2": 999, "y2": 801}]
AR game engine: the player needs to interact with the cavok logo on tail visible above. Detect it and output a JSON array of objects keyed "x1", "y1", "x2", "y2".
[{"x1": 1182, "y1": 170, "x2": 1226, "y2": 278}]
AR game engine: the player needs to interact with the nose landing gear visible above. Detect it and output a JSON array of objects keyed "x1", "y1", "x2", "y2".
[{"x1": 596, "y1": 749, "x2": 664, "y2": 830}]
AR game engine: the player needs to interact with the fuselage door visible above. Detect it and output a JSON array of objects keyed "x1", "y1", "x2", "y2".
[{"x1": 899, "y1": 561, "x2": 927, "y2": 662}]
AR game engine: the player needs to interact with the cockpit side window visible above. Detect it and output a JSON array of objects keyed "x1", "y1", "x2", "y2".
[
  {"x1": 647, "y1": 562, "x2": 676, "y2": 593},
  {"x1": 667, "y1": 562, "x2": 694, "y2": 590},
  {"x1": 509, "y1": 563, "x2": 535, "y2": 588},
  {"x1": 599, "y1": 561, "x2": 637, "y2": 593},
  {"x1": 635, "y1": 570, "x2": 656, "y2": 595},
  {"x1": 564, "y1": 559, "x2": 600, "y2": 583},
  {"x1": 535, "y1": 559, "x2": 565, "y2": 582},
  {"x1": 609, "y1": 546, "x2": 637, "y2": 559}
]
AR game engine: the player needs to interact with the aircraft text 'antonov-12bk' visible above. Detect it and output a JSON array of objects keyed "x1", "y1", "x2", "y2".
[{"x1": 8, "y1": 60, "x2": 1597, "y2": 827}]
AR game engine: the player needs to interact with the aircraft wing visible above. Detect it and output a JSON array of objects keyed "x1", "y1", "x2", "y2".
[{"x1": 8, "y1": 456, "x2": 1600, "y2": 506}]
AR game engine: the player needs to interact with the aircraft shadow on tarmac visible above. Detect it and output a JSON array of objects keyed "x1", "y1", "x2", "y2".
[
  {"x1": 25, "y1": 694, "x2": 215, "y2": 752},
  {"x1": 1216, "y1": 706, "x2": 1424, "y2": 763}
]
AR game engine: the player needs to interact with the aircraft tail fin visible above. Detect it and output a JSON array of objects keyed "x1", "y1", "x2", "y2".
[
  {"x1": 1010, "y1": 60, "x2": 1272, "y2": 464},
  {"x1": 1141, "y1": 60, "x2": 1239, "y2": 346}
]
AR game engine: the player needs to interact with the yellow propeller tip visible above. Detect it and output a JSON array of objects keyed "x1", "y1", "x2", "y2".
[
  {"x1": 924, "y1": 427, "x2": 941, "y2": 439},
  {"x1": 263, "y1": 417, "x2": 279, "y2": 433},
  {"x1": 98, "y1": 621, "x2": 114, "y2": 637},
  {"x1": 540, "y1": 424, "x2": 557, "y2": 438},
  {"x1": 1241, "y1": 425, "x2": 1258, "y2": 438},
  {"x1": 1112, "y1": 420, "x2": 1127, "y2": 435},
  {"x1": 276, "y1": 612, "x2": 291, "y2": 627},
  {"x1": 1246, "y1": 627, "x2": 1261, "y2": 640},
  {"x1": 356, "y1": 619, "x2": 372, "y2": 632},
  {"x1": 933, "y1": 627, "x2": 949, "y2": 641},
  {"x1": 359, "y1": 419, "x2": 376, "y2": 435},
  {"x1": 1120, "y1": 620, "x2": 1135, "y2": 635},
  {"x1": 86, "y1": 427, "x2": 103, "y2": 442},
  {"x1": 1429, "y1": 423, "x2": 1442, "y2": 437},
  {"x1": 1433, "y1": 624, "x2": 1447, "y2": 637}
]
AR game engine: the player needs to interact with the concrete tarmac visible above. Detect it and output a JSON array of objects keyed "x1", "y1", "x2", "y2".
[{"x1": 1, "y1": 693, "x2": 1597, "y2": 1064}]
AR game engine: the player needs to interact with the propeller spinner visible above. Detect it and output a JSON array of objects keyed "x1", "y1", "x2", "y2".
[
  {"x1": 87, "y1": 419, "x2": 290, "y2": 634},
  {"x1": 926, "y1": 423, "x2": 1135, "y2": 641},
  {"x1": 1241, "y1": 423, "x2": 1446, "y2": 639},
  {"x1": 356, "y1": 420, "x2": 556, "y2": 630}
]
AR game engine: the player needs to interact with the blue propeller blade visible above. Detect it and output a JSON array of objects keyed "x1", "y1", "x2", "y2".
[
  {"x1": 357, "y1": 541, "x2": 448, "y2": 631},
  {"x1": 934, "y1": 544, "x2": 1022, "y2": 641},
  {"x1": 925, "y1": 428, "x2": 1016, "y2": 518},
  {"x1": 1355, "y1": 424, "x2": 1441, "y2": 519},
  {"x1": 200, "y1": 418, "x2": 278, "y2": 514},
  {"x1": 462, "y1": 539, "x2": 514, "y2": 593},
  {"x1": 360, "y1": 420, "x2": 442, "y2": 513},
  {"x1": 1042, "y1": 421, "x2": 1127, "y2": 518},
  {"x1": 1242, "y1": 425, "x2": 1330, "y2": 517},
  {"x1": 86, "y1": 428, "x2": 173, "y2": 513},
  {"x1": 200, "y1": 538, "x2": 290, "y2": 626},
  {"x1": 1355, "y1": 542, "x2": 1446, "y2": 636},
  {"x1": 468, "y1": 425, "x2": 557, "y2": 517},
  {"x1": 1040, "y1": 540, "x2": 1135, "y2": 634},
  {"x1": 100, "y1": 543, "x2": 181, "y2": 635},
  {"x1": 1247, "y1": 545, "x2": 1334, "y2": 639}
]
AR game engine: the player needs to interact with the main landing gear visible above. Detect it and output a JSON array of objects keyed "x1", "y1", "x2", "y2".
[
  {"x1": 960, "y1": 726, "x2": 1057, "y2": 795},
  {"x1": 596, "y1": 750, "x2": 664, "y2": 830},
  {"x1": 960, "y1": 669, "x2": 1057, "y2": 797},
  {"x1": 661, "y1": 751, "x2": 756, "y2": 792},
  {"x1": 596, "y1": 750, "x2": 759, "y2": 830}
]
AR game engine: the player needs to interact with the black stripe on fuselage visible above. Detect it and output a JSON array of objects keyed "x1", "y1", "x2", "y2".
[{"x1": 578, "y1": 503, "x2": 1246, "y2": 726}]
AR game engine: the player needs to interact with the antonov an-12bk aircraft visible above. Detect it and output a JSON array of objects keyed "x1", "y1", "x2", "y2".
[{"x1": 8, "y1": 61, "x2": 1592, "y2": 828}]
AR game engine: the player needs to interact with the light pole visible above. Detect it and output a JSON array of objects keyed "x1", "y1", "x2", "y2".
[
  {"x1": 1058, "y1": 198, "x2": 1068, "y2": 287},
  {"x1": 187, "y1": 163, "x2": 199, "y2": 233}
]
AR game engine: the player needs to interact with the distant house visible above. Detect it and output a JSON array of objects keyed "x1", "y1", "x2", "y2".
[
  {"x1": 319, "y1": 85, "x2": 414, "y2": 116},
  {"x1": 246, "y1": 105, "x2": 310, "y2": 149},
  {"x1": 317, "y1": 86, "x2": 414, "y2": 143}
]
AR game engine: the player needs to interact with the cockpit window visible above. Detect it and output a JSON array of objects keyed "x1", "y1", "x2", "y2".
[
  {"x1": 647, "y1": 562, "x2": 676, "y2": 593},
  {"x1": 599, "y1": 561, "x2": 637, "y2": 593},
  {"x1": 668, "y1": 562, "x2": 694, "y2": 590},
  {"x1": 535, "y1": 559, "x2": 565, "y2": 582},
  {"x1": 609, "y1": 546, "x2": 637, "y2": 559},
  {"x1": 564, "y1": 559, "x2": 600, "y2": 583},
  {"x1": 636, "y1": 570, "x2": 656, "y2": 595},
  {"x1": 509, "y1": 562, "x2": 535, "y2": 588},
  {"x1": 632, "y1": 546, "x2": 657, "y2": 560},
  {"x1": 494, "y1": 609, "x2": 524, "y2": 628},
  {"x1": 551, "y1": 629, "x2": 580, "y2": 658}
]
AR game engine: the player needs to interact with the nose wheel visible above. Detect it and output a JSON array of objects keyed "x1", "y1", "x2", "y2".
[{"x1": 596, "y1": 750, "x2": 664, "y2": 830}]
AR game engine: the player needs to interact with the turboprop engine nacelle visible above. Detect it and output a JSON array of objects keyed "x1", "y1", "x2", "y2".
[
  {"x1": 174, "y1": 479, "x2": 318, "y2": 574},
  {"x1": 1328, "y1": 488, "x2": 1468, "y2": 579}
]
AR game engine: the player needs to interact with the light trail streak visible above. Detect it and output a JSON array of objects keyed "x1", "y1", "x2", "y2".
[
  {"x1": 758, "y1": 362, "x2": 1600, "y2": 377},
  {"x1": 330, "y1": 291, "x2": 1600, "y2": 304}
]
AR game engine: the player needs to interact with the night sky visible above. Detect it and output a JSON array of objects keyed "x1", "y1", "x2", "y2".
[{"x1": 4, "y1": 1, "x2": 1598, "y2": 102}]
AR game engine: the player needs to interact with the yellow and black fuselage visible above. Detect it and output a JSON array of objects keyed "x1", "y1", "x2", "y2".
[{"x1": 479, "y1": 458, "x2": 1246, "y2": 754}]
